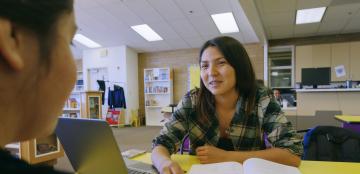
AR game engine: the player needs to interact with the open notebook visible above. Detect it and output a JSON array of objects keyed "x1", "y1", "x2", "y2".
[{"x1": 188, "y1": 158, "x2": 301, "y2": 174}]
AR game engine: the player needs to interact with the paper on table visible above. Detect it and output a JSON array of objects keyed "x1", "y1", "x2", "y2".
[
  {"x1": 188, "y1": 161, "x2": 243, "y2": 174},
  {"x1": 121, "y1": 149, "x2": 146, "y2": 158},
  {"x1": 243, "y1": 158, "x2": 301, "y2": 174},
  {"x1": 188, "y1": 158, "x2": 301, "y2": 174}
]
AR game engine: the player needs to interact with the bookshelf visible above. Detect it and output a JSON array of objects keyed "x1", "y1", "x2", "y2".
[
  {"x1": 62, "y1": 71, "x2": 84, "y2": 118},
  {"x1": 144, "y1": 68, "x2": 173, "y2": 126}
]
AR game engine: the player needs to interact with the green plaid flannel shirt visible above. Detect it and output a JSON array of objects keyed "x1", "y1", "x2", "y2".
[{"x1": 152, "y1": 87, "x2": 303, "y2": 156}]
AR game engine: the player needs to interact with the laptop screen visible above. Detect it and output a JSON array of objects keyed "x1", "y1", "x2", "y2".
[{"x1": 55, "y1": 118, "x2": 128, "y2": 174}]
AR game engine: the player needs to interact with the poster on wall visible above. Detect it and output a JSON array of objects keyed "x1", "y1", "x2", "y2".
[
  {"x1": 334, "y1": 65, "x2": 346, "y2": 78},
  {"x1": 188, "y1": 64, "x2": 200, "y2": 90}
]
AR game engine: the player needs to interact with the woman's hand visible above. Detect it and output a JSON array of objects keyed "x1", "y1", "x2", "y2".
[
  {"x1": 196, "y1": 145, "x2": 231, "y2": 163},
  {"x1": 158, "y1": 160, "x2": 184, "y2": 174}
]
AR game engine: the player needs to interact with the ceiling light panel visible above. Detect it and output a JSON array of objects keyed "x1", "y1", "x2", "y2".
[
  {"x1": 296, "y1": 7, "x2": 326, "y2": 24},
  {"x1": 131, "y1": 24, "x2": 163, "y2": 42},
  {"x1": 73, "y1": 34, "x2": 102, "y2": 48},
  {"x1": 211, "y1": 12, "x2": 239, "y2": 34}
]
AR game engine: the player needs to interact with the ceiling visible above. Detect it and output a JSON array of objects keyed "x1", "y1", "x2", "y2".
[
  {"x1": 254, "y1": 0, "x2": 360, "y2": 40},
  {"x1": 72, "y1": 0, "x2": 360, "y2": 58},
  {"x1": 72, "y1": 0, "x2": 259, "y2": 57}
]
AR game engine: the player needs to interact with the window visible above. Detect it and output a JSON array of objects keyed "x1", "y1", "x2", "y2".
[{"x1": 268, "y1": 46, "x2": 294, "y2": 88}]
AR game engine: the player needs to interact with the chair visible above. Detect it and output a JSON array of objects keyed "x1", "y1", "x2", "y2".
[
  {"x1": 131, "y1": 109, "x2": 140, "y2": 127},
  {"x1": 302, "y1": 126, "x2": 360, "y2": 162}
]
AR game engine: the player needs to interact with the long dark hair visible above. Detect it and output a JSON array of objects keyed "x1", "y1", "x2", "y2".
[
  {"x1": 0, "y1": 0, "x2": 73, "y2": 65},
  {"x1": 197, "y1": 36, "x2": 257, "y2": 124}
]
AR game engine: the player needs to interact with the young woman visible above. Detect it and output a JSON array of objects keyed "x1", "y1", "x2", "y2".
[
  {"x1": 0, "y1": 0, "x2": 77, "y2": 173},
  {"x1": 151, "y1": 36, "x2": 303, "y2": 174}
]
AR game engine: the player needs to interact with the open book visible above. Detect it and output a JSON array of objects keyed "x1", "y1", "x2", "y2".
[{"x1": 188, "y1": 158, "x2": 301, "y2": 174}]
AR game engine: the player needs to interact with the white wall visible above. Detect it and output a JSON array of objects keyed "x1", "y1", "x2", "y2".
[
  {"x1": 125, "y1": 47, "x2": 139, "y2": 124},
  {"x1": 82, "y1": 46, "x2": 138, "y2": 124}
]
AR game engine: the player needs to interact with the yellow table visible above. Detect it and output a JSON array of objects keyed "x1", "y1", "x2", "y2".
[
  {"x1": 335, "y1": 115, "x2": 360, "y2": 133},
  {"x1": 335, "y1": 115, "x2": 360, "y2": 123},
  {"x1": 132, "y1": 153, "x2": 360, "y2": 174}
]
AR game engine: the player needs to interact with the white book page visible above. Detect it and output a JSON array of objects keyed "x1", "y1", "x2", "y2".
[
  {"x1": 243, "y1": 158, "x2": 301, "y2": 174},
  {"x1": 188, "y1": 161, "x2": 244, "y2": 174}
]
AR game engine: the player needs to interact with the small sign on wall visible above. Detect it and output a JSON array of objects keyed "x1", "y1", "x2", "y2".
[
  {"x1": 99, "y1": 49, "x2": 108, "y2": 57},
  {"x1": 334, "y1": 65, "x2": 346, "y2": 78}
]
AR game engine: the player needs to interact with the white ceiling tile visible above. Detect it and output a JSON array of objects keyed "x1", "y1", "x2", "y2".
[
  {"x1": 123, "y1": 0, "x2": 165, "y2": 23},
  {"x1": 147, "y1": 22, "x2": 180, "y2": 40},
  {"x1": 200, "y1": 0, "x2": 232, "y2": 14},
  {"x1": 223, "y1": 33, "x2": 245, "y2": 43},
  {"x1": 260, "y1": 0, "x2": 296, "y2": 14},
  {"x1": 84, "y1": 7, "x2": 123, "y2": 28},
  {"x1": 183, "y1": 37, "x2": 205, "y2": 48},
  {"x1": 329, "y1": 0, "x2": 360, "y2": 6},
  {"x1": 342, "y1": 12, "x2": 360, "y2": 33},
  {"x1": 165, "y1": 39, "x2": 191, "y2": 50},
  {"x1": 74, "y1": 0, "x2": 263, "y2": 53},
  {"x1": 123, "y1": 30, "x2": 149, "y2": 44},
  {"x1": 296, "y1": 0, "x2": 332, "y2": 9},
  {"x1": 255, "y1": 0, "x2": 360, "y2": 41},
  {"x1": 317, "y1": 4, "x2": 360, "y2": 34},
  {"x1": 322, "y1": 4, "x2": 360, "y2": 22},
  {"x1": 201, "y1": 34, "x2": 226, "y2": 43},
  {"x1": 174, "y1": 0, "x2": 208, "y2": 17},
  {"x1": 147, "y1": 0, "x2": 186, "y2": 21},
  {"x1": 318, "y1": 21, "x2": 348, "y2": 34},
  {"x1": 102, "y1": 1, "x2": 143, "y2": 26},
  {"x1": 269, "y1": 25, "x2": 294, "y2": 39},
  {"x1": 75, "y1": 0, "x2": 99, "y2": 9},
  {"x1": 263, "y1": 12, "x2": 295, "y2": 27},
  {"x1": 169, "y1": 19, "x2": 200, "y2": 38},
  {"x1": 150, "y1": 41, "x2": 174, "y2": 51},
  {"x1": 188, "y1": 15, "x2": 219, "y2": 37},
  {"x1": 294, "y1": 23, "x2": 320, "y2": 35}
]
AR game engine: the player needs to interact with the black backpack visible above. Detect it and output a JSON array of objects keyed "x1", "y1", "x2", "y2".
[{"x1": 302, "y1": 126, "x2": 360, "y2": 162}]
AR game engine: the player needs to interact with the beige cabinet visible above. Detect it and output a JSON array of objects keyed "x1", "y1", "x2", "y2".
[
  {"x1": 296, "y1": 42, "x2": 360, "y2": 83},
  {"x1": 350, "y1": 42, "x2": 360, "y2": 81},
  {"x1": 81, "y1": 91, "x2": 103, "y2": 119},
  {"x1": 331, "y1": 43, "x2": 350, "y2": 82},
  {"x1": 312, "y1": 44, "x2": 331, "y2": 68},
  {"x1": 295, "y1": 45, "x2": 313, "y2": 82}
]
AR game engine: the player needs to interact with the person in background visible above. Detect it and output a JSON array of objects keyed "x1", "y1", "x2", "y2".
[
  {"x1": 151, "y1": 36, "x2": 303, "y2": 174},
  {"x1": 273, "y1": 89, "x2": 290, "y2": 108},
  {"x1": 273, "y1": 89, "x2": 283, "y2": 107},
  {"x1": 0, "y1": 0, "x2": 76, "y2": 173}
]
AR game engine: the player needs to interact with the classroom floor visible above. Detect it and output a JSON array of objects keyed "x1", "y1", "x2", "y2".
[{"x1": 54, "y1": 126, "x2": 162, "y2": 172}]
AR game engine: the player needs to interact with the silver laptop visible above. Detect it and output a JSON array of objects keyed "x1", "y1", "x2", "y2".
[{"x1": 55, "y1": 117, "x2": 158, "y2": 174}]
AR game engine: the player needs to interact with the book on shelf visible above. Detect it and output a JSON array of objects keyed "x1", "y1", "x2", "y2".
[{"x1": 188, "y1": 158, "x2": 301, "y2": 174}]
